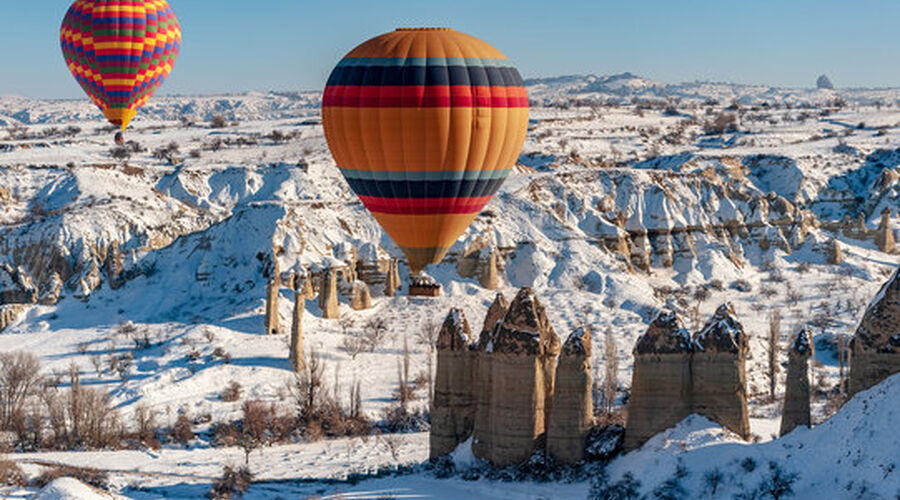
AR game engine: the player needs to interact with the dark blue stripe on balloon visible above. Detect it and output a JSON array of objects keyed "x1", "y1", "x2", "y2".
[
  {"x1": 326, "y1": 65, "x2": 524, "y2": 87},
  {"x1": 343, "y1": 177, "x2": 507, "y2": 199}
]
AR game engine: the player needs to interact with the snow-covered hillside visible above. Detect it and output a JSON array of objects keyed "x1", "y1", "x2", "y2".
[{"x1": 1, "y1": 77, "x2": 898, "y2": 498}]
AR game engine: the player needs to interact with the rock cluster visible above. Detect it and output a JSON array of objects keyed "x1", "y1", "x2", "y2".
[
  {"x1": 780, "y1": 327, "x2": 813, "y2": 436},
  {"x1": 0, "y1": 304, "x2": 26, "y2": 332},
  {"x1": 625, "y1": 304, "x2": 750, "y2": 451},
  {"x1": 849, "y1": 267, "x2": 900, "y2": 396},
  {"x1": 432, "y1": 288, "x2": 596, "y2": 466}
]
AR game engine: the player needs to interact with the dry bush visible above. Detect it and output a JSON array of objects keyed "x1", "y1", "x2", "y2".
[
  {"x1": 33, "y1": 465, "x2": 109, "y2": 490},
  {"x1": 171, "y1": 411, "x2": 195, "y2": 446},
  {"x1": 0, "y1": 351, "x2": 42, "y2": 430},
  {"x1": 222, "y1": 381, "x2": 242, "y2": 402},
  {"x1": 704, "y1": 112, "x2": 738, "y2": 135},
  {"x1": 0, "y1": 457, "x2": 25, "y2": 487},
  {"x1": 209, "y1": 464, "x2": 253, "y2": 500},
  {"x1": 209, "y1": 115, "x2": 228, "y2": 129}
]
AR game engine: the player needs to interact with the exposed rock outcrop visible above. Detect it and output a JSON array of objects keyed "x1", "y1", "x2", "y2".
[
  {"x1": 479, "y1": 249, "x2": 500, "y2": 290},
  {"x1": 849, "y1": 268, "x2": 900, "y2": 396},
  {"x1": 318, "y1": 269, "x2": 339, "y2": 319},
  {"x1": 430, "y1": 308, "x2": 475, "y2": 458},
  {"x1": 780, "y1": 327, "x2": 813, "y2": 436},
  {"x1": 482, "y1": 288, "x2": 560, "y2": 466},
  {"x1": 472, "y1": 293, "x2": 509, "y2": 459},
  {"x1": 349, "y1": 281, "x2": 371, "y2": 310},
  {"x1": 0, "y1": 304, "x2": 26, "y2": 332},
  {"x1": 546, "y1": 326, "x2": 593, "y2": 464},
  {"x1": 691, "y1": 303, "x2": 750, "y2": 440},
  {"x1": 875, "y1": 208, "x2": 896, "y2": 253},
  {"x1": 264, "y1": 278, "x2": 280, "y2": 335},
  {"x1": 827, "y1": 238, "x2": 843, "y2": 265},
  {"x1": 0, "y1": 264, "x2": 37, "y2": 305},
  {"x1": 383, "y1": 259, "x2": 398, "y2": 297},
  {"x1": 625, "y1": 311, "x2": 693, "y2": 451},
  {"x1": 289, "y1": 275, "x2": 304, "y2": 373}
]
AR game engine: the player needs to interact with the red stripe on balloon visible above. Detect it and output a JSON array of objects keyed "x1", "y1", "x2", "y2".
[
  {"x1": 323, "y1": 85, "x2": 529, "y2": 108},
  {"x1": 358, "y1": 195, "x2": 492, "y2": 215}
]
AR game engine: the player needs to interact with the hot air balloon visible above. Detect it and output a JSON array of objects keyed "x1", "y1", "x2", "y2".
[
  {"x1": 60, "y1": 0, "x2": 181, "y2": 135},
  {"x1": 323, "y1": 28, "x2": 529, "y2": 277}
]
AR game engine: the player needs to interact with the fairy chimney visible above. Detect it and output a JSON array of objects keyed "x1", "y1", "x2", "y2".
[
  {"x1": 430, "y1": 308, "x2": 476, "y2": 458},
  {"x1": 691, "y1": 303, "x2": 750, "y2": 440},
  {"x1": 349, "y1": 281, "x2": 372, "y2": 310},
  {"x1": 875, "y1": 208, "x2": 896, "y2": 253},
  {"x1": 780, "y1": 327, "x2": 814, "y2": 436},
  {"x1": 849, "y1": 267, "x2": 900, "y2": 396},
  {"x1": 264, "y1": 278, "x2": 281, "y2": 335},
  {"x1": 827, "y1": 238, "x2": 843, "y2": 265},
  {"x1": 546, "y1": 326, "x2": 593, "y2": 463},
  {"x1": 384, "y1": 259, "x2": 398, "y2": 297},
  {"x1": 290, "y1": 275, "x2": 305, "y2": 372},
  {"x1": 319, "y1": 268, "x2": 339, "y2": 319},
  {"x1": 472, "y1": 293, "x2": 509, "y2": 459},
  {"x1": 624, "y1": 310, "x2": 694, "y2": 451},
  {"x1": 479, "y1": 249, "x2": 500, "y2": 290},
  {"x1": 482, "y1": 287, "x2": 560, "y2": 466}
]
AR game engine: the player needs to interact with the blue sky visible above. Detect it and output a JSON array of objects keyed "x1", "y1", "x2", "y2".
[{"x1": 2, "y1": 0, "x2": 898, "y2": 98}]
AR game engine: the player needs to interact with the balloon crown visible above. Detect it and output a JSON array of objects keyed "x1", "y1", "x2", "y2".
[{"x1": 395, "y1": 27, "x2": 453, "y2": 31}]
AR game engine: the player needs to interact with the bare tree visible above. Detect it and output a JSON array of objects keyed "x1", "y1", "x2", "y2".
[
  {"x1": 0, "y1": 352, "x2": 42, "y2": 430},
  {"x1": 414, "y1": 319, "x2": 439, "y2": 406}
]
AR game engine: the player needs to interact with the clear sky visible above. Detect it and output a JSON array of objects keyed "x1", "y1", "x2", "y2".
[{"x1": 2, "y1": 0, "x2": 898, "y2": 99}]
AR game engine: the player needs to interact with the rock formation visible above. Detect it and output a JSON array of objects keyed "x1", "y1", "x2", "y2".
[
  {"x1": 849, "y1": 267, "x2": 900, "y2": 396},
  {"x1": 0, "y1": 304, "x2": 26, "y2": 332},
  {"x1": 875, "y1": 208, "x2": 896, "y2": 253},
  {"x1": 482, "y1": 287, "x2": 560, "y2": 466},
  {"x1": 0, "y1": 264, "x2": 37, "y2": 305},
  {"x1": 472, "y1": 293, "x2": 509, "y2": 459},
  {"x1": 827, "y1": 238, "x2": 843, "y2": 265},
  {"x1": 691, "y1": 303, "x2": 750, "y2": 440},
  {"x1": 349, "y1": 281, "x2": 372, "y2": 310},
  {"x1": 780, "y1": 327, "x2": 813, "y2": 436},
  {"x1": 383, "y1": 259, "x2": 398, "y2": 297},
  {"x1": 546, "y1": 326, "x2": 593, "y2": 464},
  {"x1": 625, "y1": 311, "x2": 693, "y2": 451},
  {"x1": 816, "y1": 74, "x2": 834, "y2": 90},
  {"x1": 300, "y1": 273, "x2": 315, "y2": 300},
  {"x1": 318, "y1": 269, "x2": 339, "y2": 319},
  {"x1": 391, "y1": 258, "x2": 401, "y2": 291},
  {"x1": 289, "y1": 274, "x2": 305, "y2": 373},
  {"x1": 430, "y1": 308, "x2": 475, "y2": 458},
  {"x1": 264, "y1": 277, "x2": 281, "y2": 335},
  {"x1": 479, "y1": 249, "x2": 500, "y2": 290}
]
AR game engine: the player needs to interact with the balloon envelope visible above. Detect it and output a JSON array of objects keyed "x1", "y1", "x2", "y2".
[
  {"x1": 61, "y1": 0, "x2": 182, "y2": 130},
  {"x1": 323, "y1": 28, "x2": 529, "y2": 273}
]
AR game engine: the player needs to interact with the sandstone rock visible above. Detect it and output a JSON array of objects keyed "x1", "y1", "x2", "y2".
[
  {"x1": 431, "y1": 308, "x2": 476, "y2": 458},
  {"x1": 827, "y1": 238, "x2": 843, "y2": 265},
  {"x1": 547, "y1": 326, "x2": 593, "y2": 463},
  {"x1": 472, "y1": 293, "x2": 509, "y2": 459},
  {"x1": 391, "y1": 258, "x2": 401, "y2": 290},
  {"x1": 319, "y1": 269, "x2": 339, "y2": 319},
  {"x1": 349, "y1": 281, "x2": 372, "y2": 310},
  {"x1": 849, "y1": 268, "x2": 900, "y2": 396},
  {"x1": 300, "y1": 272, "x2": 315, "y2": 300},
  {"x1": 0, "y1": 264, "x2": 37, "y2": 305},
  {"x1": 290, "y1": 286, "x2": 305, "y2": 372},
  {"x1": 0, "y1": 304, "x2": 26, "y2": 332},
  {"x1": 875, "y1": 208, "x2": 896, "y2": 253},
  {"x1": 38, "y1": 273, "x2": 64, "y2": 306},
  {"x1": 356, "y1": 243, "x2": 391, "y2": 287},
  {"x1": 691, "y1": 303, "x2": 750, "y2": 439},
  {"x1": 625, "y1": 310, "x2": 693, "y2": 451},
  {"x1": 264, "y1": 278, "x2": 281, "y2": 335},
  {"x1": 384, "y1": 259, "x2": 397, "y2": 297},
  {"x1": 482, "y1": 288, "x2": 559, "y2": 466},
  {"x1": 104, "y1": 240, "x2": 124, "y2": 289},
  {"x1": 479, "y1": 249, "x2": 500, "y2": 290},
  {"x1": 780, "y1": 327, "x2": 813, "y2": 436}
]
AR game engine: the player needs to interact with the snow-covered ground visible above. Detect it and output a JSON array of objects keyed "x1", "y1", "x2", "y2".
[{"x1": 1, "y1": 75, "x2": 899, "y2": 498}]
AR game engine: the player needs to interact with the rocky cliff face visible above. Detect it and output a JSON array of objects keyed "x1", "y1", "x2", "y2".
[
  {"x1": 849, "y1": 268, "x2": 900, "y2": 396},
  {"x1": 472, "y1": 293, "x2": 509, "y2": 459}
]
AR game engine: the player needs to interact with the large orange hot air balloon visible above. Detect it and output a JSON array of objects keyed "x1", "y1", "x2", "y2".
[
  {"x1": 60, "y1": 0, "x2": 182, "y2": 131},
  {"x1": 323, "y1": 28, "x2": 529, "y2": 274}
]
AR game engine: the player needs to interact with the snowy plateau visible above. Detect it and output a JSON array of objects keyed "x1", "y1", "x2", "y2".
[{"x1": 0, "y1": 74, "x2": 899, "y2": 499}]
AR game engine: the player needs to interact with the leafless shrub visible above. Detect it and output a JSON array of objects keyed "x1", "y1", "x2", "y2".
[
  {"x1": 393, "y1": 336, "x2": 415, "y2": 407},
  {"x1": 171, "y1": 410, "x2": 195, "y2": 446},
  {"x1": 152, "y1": 141, "x2": 181, "y2": 165},
  {"x1": 766, "y1": 311, "x2": 781, "y2": 400},
  {"x1": 601, "y1": 327, "x2": 619, "y2": 414},
  {"x1": 33, "y1": 465, "x2": 110, "y2": 490},
  {"x1": 0, "y1": 351, "x2": 42, "y2": 430},
  {"x1": 0, "y1": 457, "x2": 25, "y2": 486},
  {"x1": 210, "y1": 115, "x2": 228, "y2": 129},
  {"x1": 209, "y1": 464, "x2": 253, "y2": 499},
  {"x1": 704, "y1": 112, "x2": 738, "y2": 135},
  {"x1": 222, "y1": 381, "x2": 242, "y2": 402}
]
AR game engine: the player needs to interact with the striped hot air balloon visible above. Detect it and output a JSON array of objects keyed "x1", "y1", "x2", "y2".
[
  {"x1": 60, "y1": 0, "x2": 182, "y2": 131},
  {"x1": 323, "y1": 28, "x2": 529, "y2": 275}
]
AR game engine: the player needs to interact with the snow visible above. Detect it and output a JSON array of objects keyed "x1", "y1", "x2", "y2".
[
  {"x1": 2, "y1": 76, "x2": 900, "y2": 498},
  {"x1": 33, "y1": 478, "x2": 124, "y2": 500}
]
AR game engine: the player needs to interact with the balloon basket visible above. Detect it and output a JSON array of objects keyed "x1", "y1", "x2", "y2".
[{"x1": 408, "y1": 275, "x2": 441, "y2": 297}]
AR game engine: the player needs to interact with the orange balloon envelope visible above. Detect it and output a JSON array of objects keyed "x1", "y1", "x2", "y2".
[
  {"x1": 60, "y1": 0, "x2": 182, "y2": 131},
  {"x1": 323, "y1": 28, "x2": 530, "y2": 274}
]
